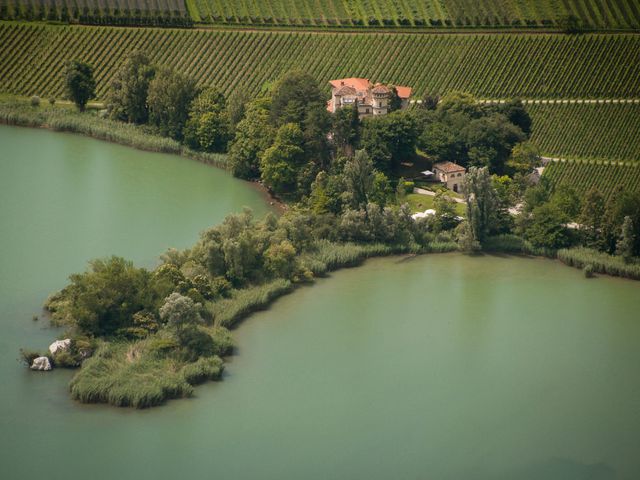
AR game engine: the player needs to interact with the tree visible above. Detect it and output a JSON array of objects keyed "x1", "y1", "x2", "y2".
[
  {"x1": 418, "y1": 121, "x2": 458, "y2": 162},
  {"x1": 64, "y1": 60, "x2": 96, "y2": 112},
  {"x1": 522, "y1": 203, "x2": 571, "y2": 250},
  {"x1": 50, "y1": 256, "x2": 153, "y2": 336},
  {"x1": 462, "y1": 113, "x2": 526, "y2": 174},
  {"x1": 616, "y1": 216, "x2": 635, "y2": 263},
  {"x1": 343, "y1": 150, "x2": 375, "y2": 209},
  {"x1": 264, "y1": 240, "x2": 298, "y2": 279},
  {"x1": 420, "y1": 94, "x2": 440, "y2": 110},
  {"x1": 228, "y1": 101, "x2": 275, "y2": 179},
  {"x1": 507, "y1": 141, "x2": 540, "y2": 176},
  {"x1": 578, "y1": 187, "x2": 605, "y2": 249},
  {"x1": 601, "y1": 188, "x2": 640, "y2": 255},
  {"x1": 159, "y1": 292, "x2": 202, "y2": 331},
  {"x1": 331, "y1": 105, "x2": 360, "y2": 156},
  {"x1": 147, "y1": 67, "x2": 198, "y2": 140},
  {"x1": 495, "y1": 99, "x2": 532, "y2": 136},
  {"x1": 183, "y1": 87, "x2": 232, "y2": 152},
  {"x1": 227, "y1": 89, "x2": 250, "y2": 126},
  {"x1": 105, "y1": 51, "x2": 155, "y2": 124},
  {"x1": 269, "y1": 70, "x2": 326, "y2": 126},
  {"x1": 360, "y1": 111, "x2": 418, "y2": 174},
  {"x1": 260, "y1": 123, "x2": 305, "y2": 196},
  {"x1": 463, "y1": 167, "x2": 498, "y2": 245},
  {"x1": 388, "y1": 86, "x2": 402, "y2": 112}
]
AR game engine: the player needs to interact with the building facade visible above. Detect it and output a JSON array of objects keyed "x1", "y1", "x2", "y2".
[
  {"x1": 328, "y1": 78, "x2": 412, "y2": 117},
  {"x1": 433, "y1": 161, "x2": 466, "y2": 193}
]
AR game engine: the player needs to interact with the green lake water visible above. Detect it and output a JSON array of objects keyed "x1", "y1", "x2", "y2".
[{"x1": 1, "y1": 126, "x2": 640, "y2": 480}]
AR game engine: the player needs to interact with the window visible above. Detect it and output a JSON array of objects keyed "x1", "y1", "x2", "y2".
[{"x1": 366, "y1": 108, "x2": 370, "y2": 113}]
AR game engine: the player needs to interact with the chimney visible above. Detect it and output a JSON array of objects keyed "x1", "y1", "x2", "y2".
[{"x1": 341, "y1": 81, "x2": 344, "y2": 86}]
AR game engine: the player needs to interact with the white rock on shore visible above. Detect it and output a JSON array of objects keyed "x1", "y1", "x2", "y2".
[
  {"x1": 49, "y1": 339, "x2": 71, "y2": 355},
  {"x1": 30, "y1": 356, "x2": 52, "y2": 371}
]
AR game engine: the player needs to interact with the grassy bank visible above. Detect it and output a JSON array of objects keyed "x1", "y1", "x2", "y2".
[{"x1": 0, "y1": 98, "x2": 229, "y2": 169}]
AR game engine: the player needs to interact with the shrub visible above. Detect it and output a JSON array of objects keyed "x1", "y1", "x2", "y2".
[
  {"x1": 30, "y1": 95, "x2": 40, "y2": 107},
  {"x1": 48, "y1": 97, "x2": 55, "y2": 105}
]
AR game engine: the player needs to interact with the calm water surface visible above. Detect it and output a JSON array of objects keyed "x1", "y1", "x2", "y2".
[{"x1": 1, "y1": 126, "x2": 639, "y2": 480}]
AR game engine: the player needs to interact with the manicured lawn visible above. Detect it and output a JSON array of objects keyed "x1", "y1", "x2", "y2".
[{"x1": 404, "y1": 193, "x2": 465, "y2": 216}]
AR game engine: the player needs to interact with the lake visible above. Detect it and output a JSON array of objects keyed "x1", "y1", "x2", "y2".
[{"x1": 1, "y1": 126, "x2": 639, "y2": 480}]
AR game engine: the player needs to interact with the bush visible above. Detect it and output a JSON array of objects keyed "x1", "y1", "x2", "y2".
[
  {"x1": 48, "y1": 97, "x2": 55, "y2": 106},
  {"x1": 403, "y1": 181, "x2": 415, "y2": 194},
  {"x1": 30, "y1": 95, "x2": 40, "y2": 107}
]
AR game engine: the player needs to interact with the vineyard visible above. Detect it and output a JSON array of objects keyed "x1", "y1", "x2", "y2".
[
  {"x1": 181, "y1": 0, "x2": 640, "y2": 30},
  {"x1": 543, "y1": 160, "x2": 640, "y2": 199},
  {"x1": 3, "y1": 0, "x2": 640, "y2": 29},
  {"x1": 528, "y1": 102, "x2": 640, "y2": 163},
  {"x1": 1, "y1": 23, "x2": 640, "y2": 101},
  {"x1": 0, "y1": 0, "x2": 192, "y2": 26}
]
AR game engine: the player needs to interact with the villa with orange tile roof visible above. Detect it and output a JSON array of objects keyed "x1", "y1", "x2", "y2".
[{"x1": 328, "y1": 78, "x2": 412, "y2": 117}]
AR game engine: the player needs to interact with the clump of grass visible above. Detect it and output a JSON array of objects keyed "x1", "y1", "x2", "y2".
[{"x1": 181, "y1": 356, "x2": 224, "y2": 384}]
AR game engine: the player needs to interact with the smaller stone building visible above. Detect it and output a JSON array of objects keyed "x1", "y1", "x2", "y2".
[{"x1": 433, "y1": 161, "x2": 466, "y2": 192}]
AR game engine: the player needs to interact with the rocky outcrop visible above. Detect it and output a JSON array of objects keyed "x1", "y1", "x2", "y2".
[
  {"x1": 30, "y1": 356, "x2": 52, "y2": 371},
  {"x1": 49, "y1": 339, "x2": 71, "y2": 355}
]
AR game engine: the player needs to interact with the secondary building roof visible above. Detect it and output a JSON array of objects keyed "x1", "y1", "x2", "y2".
[{"x1": 433, "y1": 161, "x2": 466, "y2": 173}]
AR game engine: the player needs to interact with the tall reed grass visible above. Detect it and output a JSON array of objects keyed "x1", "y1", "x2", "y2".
[{"x1": 558, "y1": 247, "x2": 640, "y2": 280}]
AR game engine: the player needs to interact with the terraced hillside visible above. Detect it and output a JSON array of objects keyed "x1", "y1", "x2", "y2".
[
  {"x1": 1, "y1": 23, "x2": 639, "y2": 101},
  {"x1": 543, "y1": 160, "x2": 640, "y2": 199},
  {"x1": 528, "y1": 102, "x2": 640, "y2": 163},
  {"x1": 186, "y1": 0, "x2": 640, "y2": 29}
]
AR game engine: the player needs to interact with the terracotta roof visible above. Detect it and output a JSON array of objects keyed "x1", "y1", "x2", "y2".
[
  {"x1": 394, "y1": 85, "x2": 412, "y2": 99},
  {"x1": 329, "y1": 78, "x2": 372, "y2": 92},
  {"x1": 433, "y1": 161, "x2": 466, "y2": 173},
  {"x1": 335, "y1": 85, "x2": 357, "y2": 96},
  {"x1": 372, "y1": 84, "x2": 390, "y2": 94}
]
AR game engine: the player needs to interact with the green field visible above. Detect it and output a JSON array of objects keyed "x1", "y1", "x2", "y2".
[
  {"x1": 543, "y1": 160, "x2": 640, "y2": 199},
  {"x1": 186, "y1": 0, "x2": 640, "y2": 29},
  {"x1": 528, "y1": 102, "x2": 640, "y2": 163},
  {"x1": 2, "y1": 23, "x2": 639, "y2": 101}
]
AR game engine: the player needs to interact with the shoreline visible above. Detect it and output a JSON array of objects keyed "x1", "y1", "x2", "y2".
[{"x1": 0, "y1": 103, "x2": 288, "y2": 213}]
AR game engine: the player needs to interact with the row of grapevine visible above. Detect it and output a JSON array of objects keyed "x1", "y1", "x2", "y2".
[
  {"x1": 186, "y1": 0, "x2": 640, "y2": 29},
  {"x1": 543, "y1": 160, "x2": 640, "y2": 200},
  {"x1": 0, "y1": 0, "x2": 192, "y2": 27},
  {"x1": 1, "y1": 23, "x2": 639, "y2": 100},
  {"x1": 528, "y1": 103, "x2": 640, "y2": 163}
]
